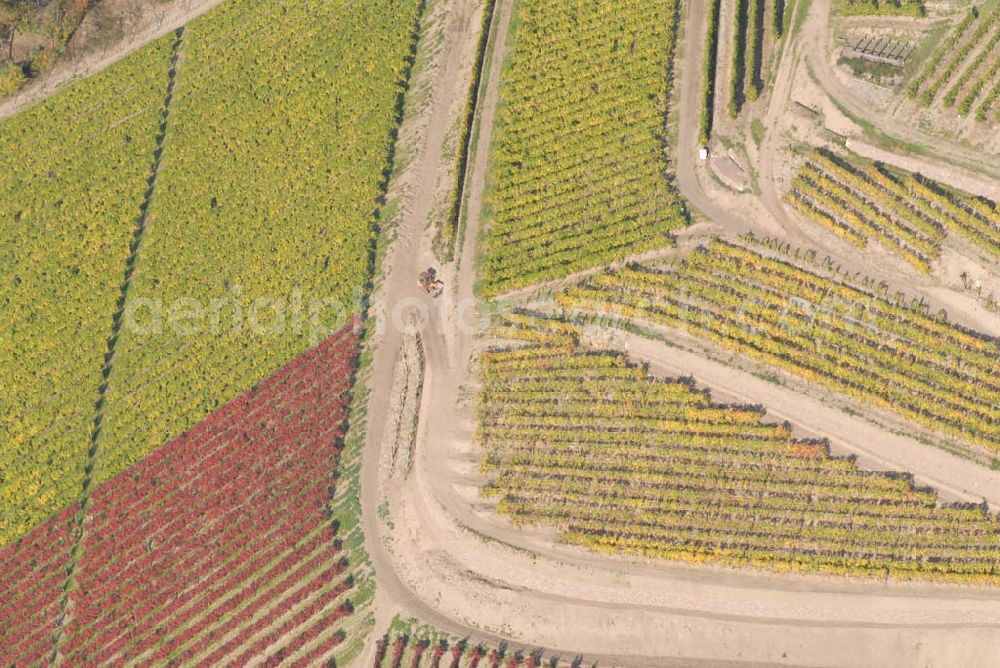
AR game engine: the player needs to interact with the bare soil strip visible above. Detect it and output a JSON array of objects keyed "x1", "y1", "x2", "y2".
[
  {"x1": 357, "y1": 0, "x2": 1000, "y2": 665},
  {"x1": 606, "y1": 329, "x2": 1000, "y2": 508},
  {"x1": 846, "y1": 138, "x2": 1000, "y2": 201}
]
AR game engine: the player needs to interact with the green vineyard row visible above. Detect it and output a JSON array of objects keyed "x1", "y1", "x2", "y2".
[
  {"x1": 480, "y1": 0, "x2": 687, "y2": 296},
  {"x1": 907, "y1": 4, "x2": 1000, "y2": 123}
]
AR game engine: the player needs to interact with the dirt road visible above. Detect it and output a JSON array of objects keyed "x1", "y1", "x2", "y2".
[
  {"x1": 611, "y1": 329, "x2": 1000, "y2": 508},
  {"x1": 7, "y1": 0, "x2": 999, "y2": 663},
  {"x1": 357, "y1": 0, "x2": 1000, "y2": 664},
  {"x1": 803, "y1": 0, "x2": 1000, "y2": 180},
  {"x1": 675, "y1": 0, "x2": 752, "y2": 233},
  {"x1": 357, "y1": 0, "x2": 506, "y2": 660}
]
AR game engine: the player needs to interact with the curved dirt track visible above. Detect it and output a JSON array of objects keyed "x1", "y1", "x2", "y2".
[
  {"x1": 5, "y1": 0, "x2": 998, "y2": 664},
  {"x1": 357, "y1": 0, "x2": 1000, "y2": 665},
  {"x1": 802, "y1": 0, "x2": 1000, "y2": 180}
]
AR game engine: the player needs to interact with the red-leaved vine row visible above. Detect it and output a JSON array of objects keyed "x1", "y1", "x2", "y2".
[
  {"x1": 0, "y1": 325, "x2": 359, "y2": 666},
  {"x1": 0, "y1": 505, "x2": 77, "y2": 665}
]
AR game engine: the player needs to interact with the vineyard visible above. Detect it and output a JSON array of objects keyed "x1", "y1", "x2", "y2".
[
  {"x1": 371, "y1": 620, "x2": 586, "y2": 668},
  {"x1": 701, "y1": 0, "x2": 784, "y2": 125},
  {"x1": 0, "y1": 36, "x2": 176, "y2": 545},
  {"x1": 480, "y1": 0, "x2": 688, "y2": 296},
  {"x1": 906, "y1": 3, "x2": 1000, "y2": 123},
  {"x1": 786, "y1": 148, "x2": 1000, "y2": 270},
  {"x1": 0, "y1": 327, "x2": 363, "y2": 666},
  {"x1": 0, "y1": 0, "x2": 421, "y2": 547},
  {"x1": 699, "y1": 0, "x2": 723, "y2": 143},
  {"x1": 3, "y1": 0, "x2": 1000, "y2": 661},
  {"x1": 478, "y1": 312, "x2": 1000, "y2": 582},
  {"x1": 557, "y1": 239, "x2": 1000, "y2": 453},
  {"x1": 0, "y1": 506, "x2": 77, "y2": 664},
  {"x1": 98, "y1": 0, "x2": 422, "y2": 487},
  {"x1": 836, "y1": 0, "x2": 925, "y2": 17}
]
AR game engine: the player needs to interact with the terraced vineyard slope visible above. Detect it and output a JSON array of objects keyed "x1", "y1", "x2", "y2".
[
  {"x1": 558, "y1": 238, "x2": 1000, "y2": 453},
  {"x1": 478, "y1": 312, "x2": 1000, "y2": 582},
  {"x1": 481, "y1": 0, "x2": 688, "y2": 296},
  {"x1": 786, "y1": 148, "x2": 1000, "y2": 270}
]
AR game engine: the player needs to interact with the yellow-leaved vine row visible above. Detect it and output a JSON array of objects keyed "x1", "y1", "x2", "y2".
[
  {"x1": 786, "y1": 148, "x2": 1000, "y2": 271},
  {"x1": 556, "y1": 238, "x2": 1000, "y2": 453},
  {"x1": 478, "y1": 311, "x2": 1000, "y2": 583},
  {"x1": 0, "y1": 36, "x2": 176, "y2": 544}
]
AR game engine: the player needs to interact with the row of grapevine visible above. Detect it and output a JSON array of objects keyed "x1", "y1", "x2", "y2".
[
  {"x1": 907, "y1": 4, "x2": 1000, "y2": 122},
  {"x1": 481, "y1": 0, "x2": 687, "y2": 296},
  {"x1": 975, "y1": 72, "x2": 1000, "y2": 122},
  {"x1": 0, "y1": 506, "x2": 76, "y2": 665},
  {"x1": 788, "y1": 148, "x2": 1000, "y2": 266},
  {"x1": 0, "y1": 34, "x2": 176, "y2": 546},
  {"x1": 373, "y1": 621, "x2": 587, "y2": 668},
  {"x1": 943, "y1": 24, "x2": 1000, "y2": 109},
  {"x1": 0, "y1": 327, "x2": 361, "y2": 666},
  {"x1": 906, "y1": 8, "x2": 977, "y2": 98},
  {"x1": 837, "y1": 0, "x2": 925, "y2": 17},
  {"x1": 374, "y1": 637, "x2": 545, "y2": 668},
  {"x1": 724, "y1": 0, "x2": 784, "y2": 118},
  {"x1": 556, "y1": 239, "x2": 1000, "y2": 452},
  {"x1": 746, "y1": 0, "x2": 765, "y2": 102},
  {"x1": 477, "y1": 311, "x2": 1000, "y2": 582},
  {"x1": 702, "y1": 0, "x2": 783, "y2": 136},
  {"x1": 699, "y1": 0, "x2": 722, "y2": 144},
  {"x1": 787, "y1": 149, "x2": 941, "y2": 271},
  {"x1": 729, "y1": 0, "x2": 750, "y2": 116},
  {"x1": 0, "y1": 0, "x2": 424, "y2": 548},
  {"x1": 899, "y1": 173, "x2": 1000, "y2": 258},
  {"x1": 96, "y1": 0, "x2": 421, "y2": 491}
]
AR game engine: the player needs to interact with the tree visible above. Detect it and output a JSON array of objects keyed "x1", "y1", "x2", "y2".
[
  {"x1": 0, "y1": 59, "x2": 25, "y2": 95},
  {"x1": 0, "y1": 2, "x2": 40, "y2": 64}
]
